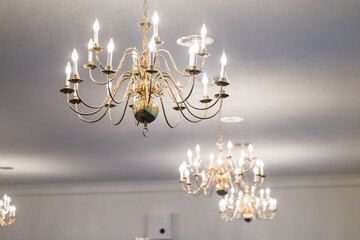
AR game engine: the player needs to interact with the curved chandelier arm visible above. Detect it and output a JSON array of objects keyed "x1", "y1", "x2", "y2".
[
  {"x1": 74, "y1": 103, "x2": 110, "y2": 123},
  {"x1": 155, "y1": 54, "x2": 192, "y2": 88},
  {"x1": 159, "y1": 73, "x2": 195, "y2": 104},
  {"x1": 181, "y1": 98, "x2": 223, "y2": 121},
  {"x1": 106, "y1": 73, "x2": 134, "y2": 104},
  {"x1": 156, "y1": 49, "x2": 193, "y2": 77},
  {"x1": 160, "y1": 97, "x2": 181, "y2": 128},
  {"x1": 108, "y1": 95, "x2": 131, "y2": 126},
  {"x1": 66, "y1": 94, "x2": 104, "y2": 116},
  {"x1": 75, "y1": 89, "x2": 106, "y2": 109},
  {"x1": 180, "y1": 182, "x2": 204, "y2": 196}
]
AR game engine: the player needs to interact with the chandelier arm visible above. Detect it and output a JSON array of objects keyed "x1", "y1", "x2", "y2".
[
  {"x1": 75, "y1": 88, "x2": 106, "y2": 109},
  {"x1": 181, "y1": 98, "x2": 223, "y2": 120},
  {"x1": 106, "y1": 74, "x2": 133, "y2": 104},
  {"x1": 157, "y1": 49, "x2": 193, "y2": 77},
  {"x1": 160, "y1": 73, "x2": 196, "y2": 104},
  {"x1": 155, "y1": 54, "x2": 192, "y2": 88},
  {"x1": 159, "y1": 97, "x2": 181, "y2": 128},
  {"x1": 184, "y1": 87, "x2": 224, "y2": 111},
  {"x1": 95, "y1": 52, "x2": 106, "y2": 70},
  {"x1": 88, "y1": 69, "x2": 110, "y2": 85},
  {"x1": 108, "y1": 95, "x2": 131, "y2": 126},
  {"x1": 180, "y1": 183, "x2": 202, "y2": 196},
  {"x1": 66, "y1": 94, "x2": 104, "y2": 116},
  {"x1": 74, "y1": 103, "x2": 110, "y2": 123}
]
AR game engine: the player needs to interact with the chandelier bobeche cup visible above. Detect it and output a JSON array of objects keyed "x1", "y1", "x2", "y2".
[
  {"x1": 60, "y1": 0, "x2": 229, "y2": 136},
  {"x1": 0, "y1": 194, "x2": 16, "y2": 227}
]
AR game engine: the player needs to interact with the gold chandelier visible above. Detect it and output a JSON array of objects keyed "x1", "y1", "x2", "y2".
[
  {"x1": 219, "y1": 186, "x2": 277, "y2": 222},
  {"x1": 0, "y1": 194, "x2": 16, "y2": 227},
  {"x1": 218, "y1": 143, "x2": 277, "y2": 222},
  {"x1": 178, "y1": 115, "x2": 261, "y2": 197},
  {"x1": 60, "y1": 0, "x2": 229, "y2": 136}
]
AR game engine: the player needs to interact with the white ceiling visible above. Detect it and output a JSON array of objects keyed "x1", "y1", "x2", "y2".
[{"x1": 0, "y1": 0, "x2": 360, "y2": 185}]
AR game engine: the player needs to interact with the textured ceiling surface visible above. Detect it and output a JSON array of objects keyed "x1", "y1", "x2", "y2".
[{"x1": 0, "y1": 0, "x2": 359, "y2": 185}]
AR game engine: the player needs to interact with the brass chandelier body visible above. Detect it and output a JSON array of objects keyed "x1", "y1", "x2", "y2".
[
  {"x1": 0, "y1": 194, "x2": 16, "y2": 227},
  {"x1": 60, "y1": 0, "x2": 229, "y2": 136},
  {"x1": 178, "y1": 115, "x2": 277, "y2": 222}
]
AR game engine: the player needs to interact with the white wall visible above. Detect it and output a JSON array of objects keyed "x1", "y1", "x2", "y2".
[{"x1": 1, "y1": 176, "x2": 360, "y2": 240}]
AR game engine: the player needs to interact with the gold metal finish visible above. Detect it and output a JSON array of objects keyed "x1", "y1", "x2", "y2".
[
  {"x1": 84, "y1": 61, "x2": 97, "y2": 70},
  {"x1": 215, "y1": 77, "x2": 230, "y2": 86},
  {"x1": 199, "y1": 95, "x2": 212, "y2": 103},
  {"x1": 68, "y1": 74, "x2": 84, "y2": 84},
  {"x1": 90, "y1": 43, "x2": 104, "y2": 52},
  {"x1": 60, "y1": 85, "x2": 74, "y2": 94},
  {"x1": 0, "y1": 194, "x2": 16, "y2": 227},
  {"x1": 214, "y1": 90, "x2": 229, "y2": 99},
  {"x1": 198, "y1": 48, "x2": 210, "y2": 57},
  {"x1": 185, "y1": 66, "x2": 201, "y2": 75},
  {"x1": 60, "y1": 0, "x2": 229, "y2": 136}
]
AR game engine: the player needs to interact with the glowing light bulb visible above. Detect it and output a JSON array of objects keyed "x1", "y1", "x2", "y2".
[
  {"x1": 106, "y1": 38, "x2": 114, "y2": 66},
  {"x1": 71, "y1": 49, "x2": 78, "y2": 62},
  {"x1": 195, "y1": 144, "x2": 200, "y2": 152},
  {"x1": 219, "y1": 199, "x2": 227, "y2": 212},
  {"x1": 107, "y1": 38, "x2": 114, "y2": 53},
  {"x1": 71, "y1": 49, "x2": 79, "y2": 75},
  {"x1": 227, "y1": 140, "x2": 233, "y2": 156},
  {"x1": 221, "y1": 51, "x2": 227, "y2": 65},
  {"x1": 201, "y1": 24, "x2": 207, "y2": 49},
  {"x1": 88, "y1": 39, "x2": 94, "y2": 62},
  {"x1": 152, "y1": 11, "x2": 159, "y2": 38},
  {"x1": 219, "y1": 51, "x2": 227, "y2": 78},
  {"x1": 65, "y1": 62, "x2": 71, "y2": 84},
  {"x1": 193, "y1": 41, "x2": 200, "y2": 53},
  {"x1": 202, "y1": 73, "x2": 209, "y2": 96},
  {"x1": 217, "y1": 157, "x2": 222, "y2": 166},
  {"x1": 93, "y1": 19, "x2": 100, "y2": 44},
  {"x1": 266, "y1": 188, "x2": 270, "y2": 198},
  {"x1": 187, "y1": 149, "x2": 192, "y2": 157}
]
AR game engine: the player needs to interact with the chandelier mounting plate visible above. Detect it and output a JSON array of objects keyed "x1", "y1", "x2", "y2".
[{"x1": 177, "y1": 35, "x2": 214, "y2": 47}]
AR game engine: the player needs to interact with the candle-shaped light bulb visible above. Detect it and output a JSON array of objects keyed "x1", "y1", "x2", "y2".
[
  {"x1": 201, "y1": 24, "x2": 207, "y2": 49},
  {"x1": 107, "y1": 38, "x2": 114, "y2": 66},
  {"x1": 217, "y1": 157, "x2": 222, "y2": 166},
  {"x1": 195, "y1": 144, "x2": 200, "y2": 159},
  {"x1": 227, "y1": 141, "x2": 233, "y2": 156},
  {"x1": 0, "y1": 200, "x2": 3, "y2": 207},
  {"x1": 88, "y1": 39, "x2": 94, "y2": 62},
  {"x1": 260, "y1": 189, "x2": 265, "y2": 199},
  {"x1": 187, "y1": 149, "x2": 193, "y2": 164},
  {"x1": 209, "y1": 153, "x2": 215, "y2": 167},
  {"x1": 202, "y1": 73, "x2": 209, "y2": 96},
  {"x1": 149, "y1": 37, "x2": 156, "y2": 66},
  {"x1": 93, "y1": 19, "x2": 100, "y2": 44},
  {"x1": 266, "y1": 188, "x2": 270, "y2": 198},
  {"x1": 220, "y1": 51, "x2": 227, "y2": 78},
  {"x1": 71, "y1": 49, "x2": 79, "y2": 75},
  {"x1": 152, "y1": 11, "x2": 159, "y2": 37},
  {"x1": 219, "y1": 199, "x2": 227, "y2": 212},
  {"x1": 189, "y1": 41, "x2": 200, "y2": 66},
  {"x1": 65, "y1": 62, "x2": 71, "y2": 85}
]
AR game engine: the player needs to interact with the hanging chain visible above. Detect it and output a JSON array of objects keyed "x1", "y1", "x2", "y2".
[
  {"x1": 218, "y1": 110, "x2": 223, "y2": 144},
  {"x1": 143, "y1": 0, "x2": 148, "y2": 19}
]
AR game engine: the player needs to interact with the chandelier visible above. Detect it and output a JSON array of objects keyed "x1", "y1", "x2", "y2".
[
  {"x1": 178, "y1": 115, "x2": 260, "y2": 197},
  {"x1": 0, "y1": 194, "x2": 16, "y2": 227},
  {"x1": 218, "y1": 143, "x2": 277, "y2": 222},
  {"x1": 60, "y1": 0, "x2": 230, "y2": 136},
  {"x1": 219, "y1": 186, "x2": 277, "y2": 222}
]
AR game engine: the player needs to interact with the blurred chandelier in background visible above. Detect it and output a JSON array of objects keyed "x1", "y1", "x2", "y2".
[
  {"x1": 60, "y1": 0, "x2": 230, "y2": 136},
  {"x1": 0, "y1": 194, "x2": 16, "y2": 227},
  {"x1": 218, "y1": 145, "x2": 278, "y2": 222},
  {"x1": 178, "y1": 114, "x2": 266, "y2": 197}
]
